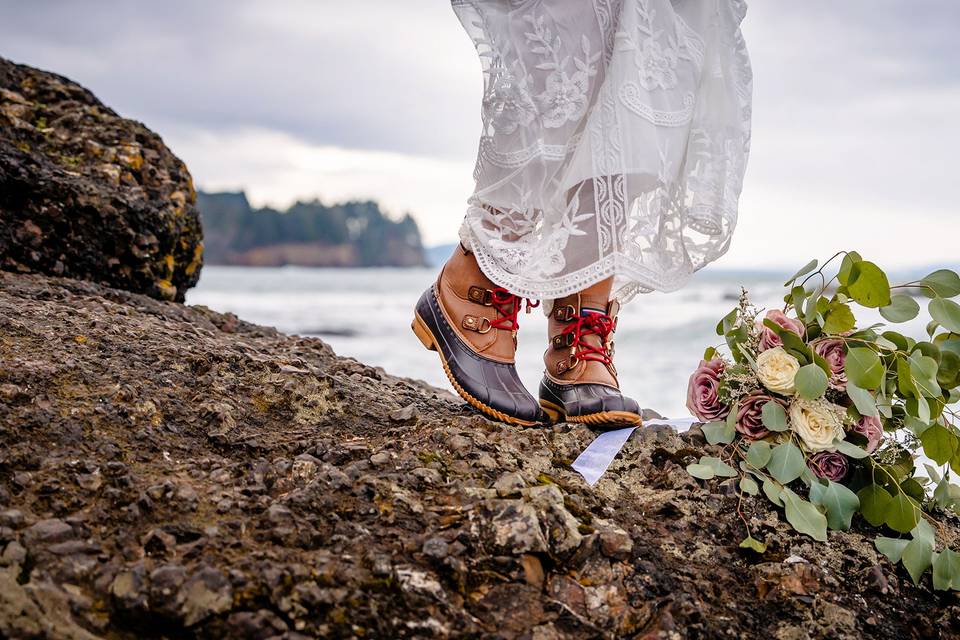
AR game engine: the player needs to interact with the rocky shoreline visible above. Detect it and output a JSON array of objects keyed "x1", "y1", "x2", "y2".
[
  {"x1": 1, "y1": 269, "x2": 958, "y2": 639},
  {"x1": 1, "y1": 54, "x2": 959, "y2": 640}
]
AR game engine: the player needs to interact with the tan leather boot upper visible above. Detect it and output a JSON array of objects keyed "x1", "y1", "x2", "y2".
[
  {"x1": 544, "y1": 292, "x2": 621, "y2": 388},
  {"x1": 436, "y1": 244, "x2": 524, "y2": 363}
]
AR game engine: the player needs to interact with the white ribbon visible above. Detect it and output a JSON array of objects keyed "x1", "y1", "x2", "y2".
[{"x1": 571, "y1": 416, "x2": 698, "y2": 486}]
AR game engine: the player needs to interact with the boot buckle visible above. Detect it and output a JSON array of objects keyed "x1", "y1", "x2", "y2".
[
  {"x1": 467, "y1": 286, "x2": 493, "y2": 306},
  {"x1": 551, "y1": 332, "x2": 575, "y2": 349},
  {"x1": 553, "y1": 305, "x2": 577, "y2": 322},
  {"x1": 462, "y1": 315, "x2": 492, "y2": 333},
  {"x1": 556, "y1": 354, "x2": 579, "y2": 375}
]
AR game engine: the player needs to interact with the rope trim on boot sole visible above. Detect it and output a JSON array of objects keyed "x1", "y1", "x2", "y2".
[{"x1": 412, "y1": 312, "x2": 539, "y2": 427}]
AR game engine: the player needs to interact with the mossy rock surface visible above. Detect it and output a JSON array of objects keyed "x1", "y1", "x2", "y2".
[{"x1": 0, "y1": 56, "x2": 202, "y2": 301}]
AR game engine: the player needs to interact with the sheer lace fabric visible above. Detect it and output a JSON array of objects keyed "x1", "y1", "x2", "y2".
[{"x1": 452, "y1": 0, "x2": 752, "y2": 306}]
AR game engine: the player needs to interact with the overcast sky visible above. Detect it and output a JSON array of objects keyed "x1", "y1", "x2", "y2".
[{"x1": 2, "y1": 1, "x2": 959, "y2": 270}]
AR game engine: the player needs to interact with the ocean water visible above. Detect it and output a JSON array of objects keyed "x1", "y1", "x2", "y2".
[{"x1": 186, "y1": 265, "x2": 932, "y2": 420}]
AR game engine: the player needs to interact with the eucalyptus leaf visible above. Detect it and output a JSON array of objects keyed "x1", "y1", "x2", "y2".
[
  {"x1": 932, "y1": 548, "x2": 960, "y2": 591},
  {"x1": 909, "y1": 352, "x2": 942, "y2": 398},
  {"x1": 823, "y1": 302, "x2": 856, "y2": 334},
  {"x1": 746, "y1": 440, "x2": 773, "y2": 468},
  {"x1": 700, "y1": 456, "x2": 738, "y2": 478},
  {"x1": 885, "y1": 492, "x2": 922, "y2": 533},
  {"x1": 739, "y1": 476, "x2": 760, "y2": 496},
  {"x1": 909, "y1": 396, "x2": 931, "y2": 427},
  {"x1": 845, "y1": 347, "x2": 884, "y2": 389},
  {"x1": 795, "y1": 364, "x2": 829, "y2": 399},
  {"x1": 809, "y1": 480, "x2": 860, "y2": 530},
  {"x1": 846, "y1": 381, "x2": 879, "y2": 417},
  {"x1": 875, "y1": 536, "x2": 910, "y2": 564},
  {"x1": 920, "y1": 424, "x2": 958, "y2": 465},
  {"x1": 858, "y1": 484, "x2": 893, "y2": 527},
  {"x1": 686, "y1": 463, "x2": 715, "y2": 480},
  {"x1": 902, "y1": 537, "x2": 934, "y2": 585},
  {"x1": 781, "y1": 488, "x2": 828, "y2": 542},
  {"x1": 920, "y1": 269, "x2": 960, "y2": 298},
  {"x1": 847, "y1": 261, "x2": 892, "y2": 308},
  {"x1": 703, "y1": 420, "x2": 736, "y2": 445},
  {"x1": 762, "y1": 479, "x2": 784, "y2": 506},
  {"x1": 930, "y1": 298, "x2": 960, "y2": 333},
  {"x1": 912, "y1": 519, "x2": 936, "y2": 546},
  {"x1": 837, "y1": 251, "x2": 862, "y2": 286},
  {"x1": 785, "y1": 258, "x2": 818, "y2": 286},
  {"x1": 833, "y1": 439, "x2": 870, "y2": 460},
  {"x1": 880, "y1": 294, "x2": 921, "y2": 323},
  {"x1": 767, "y1": 442, "x2": 805, "y2": 485},
  {"x1": 760, "y1": 401, "x2": 788, "y2": 431},
  {"x1": 924, "y1": 463, "x2": 943, "y2": 485}
]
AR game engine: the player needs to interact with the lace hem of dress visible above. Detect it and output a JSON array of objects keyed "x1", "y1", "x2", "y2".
[{"x1": 461, "y1": 219, "x2": 729, "y2": 307}]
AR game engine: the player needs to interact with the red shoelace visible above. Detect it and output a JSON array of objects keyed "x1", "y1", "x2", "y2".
[
  {"x1": 489, "y1": 287, "x2": 540, "y2": 332},
  {"x1": 562, "y1": 312, "x2": 615, "y2": 364}
]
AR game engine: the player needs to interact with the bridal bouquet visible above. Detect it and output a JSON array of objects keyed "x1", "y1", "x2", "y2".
[{"x1": 685, "y1": 251, "x2": 960, "y2": 590}]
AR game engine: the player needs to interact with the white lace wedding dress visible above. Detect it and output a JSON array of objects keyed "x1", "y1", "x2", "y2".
[{"x1": 452, "y1": 0, "x2": 752, "y2": 305}]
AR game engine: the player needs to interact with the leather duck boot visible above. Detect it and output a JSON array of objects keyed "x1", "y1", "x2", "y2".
[
  {"x1": 539, "y1": 287, "x2": 642, "y2": 428},
  {"x1": 412, "y1": 244, "x2": 544, "y2": 426}
]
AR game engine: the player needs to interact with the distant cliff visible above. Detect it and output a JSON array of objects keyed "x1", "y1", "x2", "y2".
[{"x1": 198, "y1": 191, "x2": 427, "y2": 268}]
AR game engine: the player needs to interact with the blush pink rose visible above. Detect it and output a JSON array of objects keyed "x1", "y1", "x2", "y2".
[
  {"x1": 756, "y1": 309, "x2": 806, "y2": 352},
  {"x1": 849, "y1": 415, "x2": 883, "y2": 454},
  {"x1": 686, "y1": 358, "x2": 730, "y2": 422},
  {"x1": 735, "y1": 391, "x2": 786, "y2": 440},
  {"x1": 812, "y1": 337, "x2": 848, "y2": 391},
  {"x1": 807, "y1": 451, "x2": 849, "y2": 482}
]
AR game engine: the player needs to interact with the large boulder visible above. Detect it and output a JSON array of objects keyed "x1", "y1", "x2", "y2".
[{"x1": 0, "y1": 57, "x2": 202, "y2": 301}]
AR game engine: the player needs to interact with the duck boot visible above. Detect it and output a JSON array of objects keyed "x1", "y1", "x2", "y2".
[
  {"x1": 411, "y1": 244, "x2": 544, "y2": 426},
  {"x1": 539, "y1": 292, "x2": 642, "y2": 428}
]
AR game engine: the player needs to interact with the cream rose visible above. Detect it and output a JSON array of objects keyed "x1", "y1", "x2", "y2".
[
  {"x1": 789, "y1": 398, "x2": 846, "y2": 452},
  {"x1": 755, "y1": 346, "x2": 800, "y2": 395}
]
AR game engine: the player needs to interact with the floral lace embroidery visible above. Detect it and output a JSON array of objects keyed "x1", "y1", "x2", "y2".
[
  {"x1": 452, "y1": 0, "x2": 753, "y2": 305},
  {"x1": 523, "y1": 16, "x2": 601, "y2": 129}
]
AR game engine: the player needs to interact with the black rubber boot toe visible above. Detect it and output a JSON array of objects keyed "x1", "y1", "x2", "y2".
[
  {"x1": 412, "y1": 286, "x2": 544, "y2": 426},
  {"x1": 539, "y1": 376, "x2": 641, "y2": 429}
]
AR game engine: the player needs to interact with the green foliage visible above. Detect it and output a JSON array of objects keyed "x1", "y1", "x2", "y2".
[
  {"x1": 690, "y1": 252, "x2": 960, "y2": 589},
  {"x1": 823, "y1": 302, "x2": 855, "y2": 333},
  {"x1": 845, "y1": 347, "x2": 884, "y2": 389},
  {"x1": 809, "y1": 480, "x2": 859, "y2": 531},
  {"x1": 846, "y1": 261, "x2": 892, "y2": 307},
  {"x1": 880, "y1": 294, "x2": 921, "y2": 323},
  {"x1": 687, "y1": 456, "x2": 737, "y2": 480},
  {"x1": 919, "y1": 269, "x2": 960, "y2": 298},
  {"x1": 782, "y1": 487, "x2": 828, "y2": 542},
  {"x1": 703, "y1": 420, "x2": 735, "y2": 445},
  {"x1": 760, "y1": 401, "x2": 788, "y2": 431},
  {"x1": 766, "y1": 442, "x2": 805, "y2": 485},
  {"x1": 795, "y1": 364, "x2": 829, "y2": 399}
]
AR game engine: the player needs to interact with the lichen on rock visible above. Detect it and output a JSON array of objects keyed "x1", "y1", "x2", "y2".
[{"x1": 0, "y1": 57, "x2": 203, "y2": 301}]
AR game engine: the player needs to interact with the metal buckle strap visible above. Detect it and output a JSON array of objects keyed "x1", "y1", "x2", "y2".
[
  {"x1": 462, "y1": 315, "x2": 491, "y2": 333},
  {"x1": 553, "y1": 305, "x2": 577, "y2": 322},
  {"x1": 467, "y1": 286, "x2": 493, "y2": 306},
  {"x1": 551, "y1": 332, "x2": 575, "y2": 349}
]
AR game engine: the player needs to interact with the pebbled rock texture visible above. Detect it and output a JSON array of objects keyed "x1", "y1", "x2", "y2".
[
  {"x1": 0, "y1": 270, "x2": 958, "y2": 638},
  {"x1": 0, "y1": 57, "x2": 202, "y2": 301}
]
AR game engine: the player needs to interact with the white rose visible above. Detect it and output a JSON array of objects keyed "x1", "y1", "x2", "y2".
[
  {"x1": 755, "y1": 346, "x2": 800, "y2": 395},
  {"x1": 789, "y1": 398, "x2": 846, "y2": 451}
]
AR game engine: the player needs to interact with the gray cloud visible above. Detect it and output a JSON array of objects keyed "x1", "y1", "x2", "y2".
[
  {"x1": 2, "y1": 1, "x2": 959, "y2": 265},
  {"x1": 0, "y1": 0, "x2": 483, "y2": 157}
]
